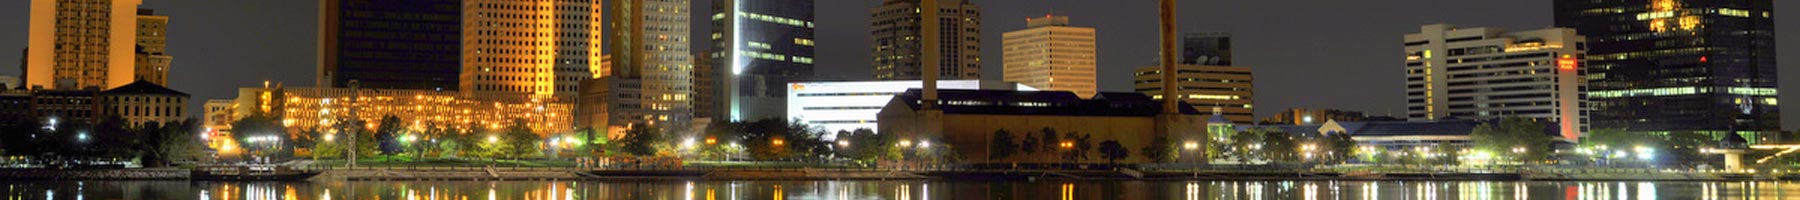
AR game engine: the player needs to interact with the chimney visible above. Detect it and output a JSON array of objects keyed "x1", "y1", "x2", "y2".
[
  {"x1": 921, "y1": 0, "x2": 940, "y2": 110},
  {"x1": 1159, "y1": 0, "x2": 1179, "y2": 114}
]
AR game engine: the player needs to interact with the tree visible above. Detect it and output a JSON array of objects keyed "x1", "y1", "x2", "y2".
[
  {"x1": 1038, "y1": 128, "x2": 1059, "y2": 156},
  {"x1": 143, "y1": 120, "x2": 207, "y2": 167},
  {"x1": 1140, "y1": 137, "x2": 1176, "y2": 163},
  {"x1": 1225, "y1": 128, "x2": 1266, "y2": 163},
  {"x1": 373, "y1": 115, "x2": 404, "y2": 156},
  {"x1": 231, "y1": 114, "x2": 288, "y2": 157},
  {"x1": 618, "y1": 123, "x2": 666, "y2": 157},
  {"x1": 1019, "y1": 132, "x2": 1040, "y2": 157},
  {"x1": 1258, "y1": 129, "x2": 1299, "y2": 163},
  {"x1": 1470, "y1": 117, "x2": 1554, "y2": 163},
  {"x1": 89, "y1": 115, "x2": 141, "y2": 160},
  {"x1": 840, "y1": 128, "x2": 899, "y2": 164},
  {"x1": 1323, "y1": 132, "x2": 1357, "y2": 164},
  {"x1": 1061, "y1": 131, "x2": 1092, "y2": 163},
  {"x1": 1098, "y1": 140, "x2": 1129, "y2": 165},
  {"x1": 499, "y1": 120, "x2": 541, "y2": 159},
  {"x1": 988, "y1": 129, "x2": 1020, "y2": 161}
]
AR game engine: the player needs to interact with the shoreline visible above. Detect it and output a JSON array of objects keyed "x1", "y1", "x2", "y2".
[{"x1": 0, "y1": 168, "x2": 1777, "y2": 182}]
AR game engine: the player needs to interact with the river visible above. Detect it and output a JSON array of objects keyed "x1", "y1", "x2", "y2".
[{"x1": 3, "y1": 180, "x2": 1796, "y2": 199}]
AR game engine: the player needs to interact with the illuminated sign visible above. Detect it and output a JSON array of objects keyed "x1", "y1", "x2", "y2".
[{"x1": 1557, "y1": 57, "x2": 1578, "y2": 71}]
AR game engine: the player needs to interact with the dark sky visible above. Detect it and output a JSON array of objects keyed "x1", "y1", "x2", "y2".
[{"x1": 3, "y1": 0, "x2": 1799, "y2": 129}]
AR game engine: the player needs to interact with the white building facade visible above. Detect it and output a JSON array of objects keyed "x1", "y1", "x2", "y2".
[
  {"x1": 1404, "y1": 24, "x2": 1587, "y2": 139},
  {"x1": 786, "y1": 80, "x2": 1033, "y2": 134}
]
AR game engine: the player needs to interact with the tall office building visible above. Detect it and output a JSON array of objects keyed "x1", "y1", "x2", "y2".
[
  {"x1": 602, "y1": 0, "x2": 693, "y2": 128},
  {"x1": 26, "y1": 0, "x2": 145, "y2": 90},
  {"x1": 1555, "y1": 0, "x2": 1779, "y2": 134},
  {"x1": 1133, "y1": 65, "x2": 1254, "y2": 124},
  {"x1": 1002, "y1": 14, "x2": 1096, "y2": 98},
  {"x1": 463, "y1": 0, "x2": 603, "y2": 96},
  {"x1": 1403, "y1": 24, "x2": 1587, "y2": 139},
  {"x1": 318, "y1": 0, "x2": 461, "y2": 91},
  {"x1": 692, "y1": 50, "x2": 716, "y2": 121},
  {"x1": 712, "y1": 0, "x2": 816, "y2": 122},
  {"x1": 871, "y1": 0, "x2": 981, "y2": 80},
  {"x1": 133, "y1": 9, "x2": 171, "y2": 86},
  {"x1": 1181, "y1": 32, "x2": 1230, "y2": 65}
]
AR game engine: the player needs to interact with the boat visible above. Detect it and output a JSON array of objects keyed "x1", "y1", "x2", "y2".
[{"x1": 191, "y1": 165, "x2": 321, "y2": 181}]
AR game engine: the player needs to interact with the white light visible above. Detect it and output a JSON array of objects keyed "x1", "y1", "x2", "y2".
[{"x1": 920, "y1": 141, "x2": 931, "y2": 148}]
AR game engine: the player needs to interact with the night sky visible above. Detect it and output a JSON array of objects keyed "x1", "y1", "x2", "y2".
[{"x1": 2, "y1": 1, "x2": 1799, "y2": 129}]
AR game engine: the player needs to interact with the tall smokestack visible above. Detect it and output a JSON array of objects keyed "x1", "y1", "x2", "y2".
[
  {"x1": 921, "y1": 0, "x2": 940, "y2": 110},
  {"x1": 1159, "y1": 0, "x2": 1178, "y2": 114}
]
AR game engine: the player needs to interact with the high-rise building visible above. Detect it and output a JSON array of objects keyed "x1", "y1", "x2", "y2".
[
  {"x1": 1181, "y1": 32, "x2": 1231, "y2": 65},
  {"x1": 235, "y1": 85, "x2": 573, "y2": 136},
  {"x1": 26, "y1": 0, "x2": 145, "y2": 90},
  {"x1": 871, "y1": 0, "x2": 981, "y2": 80},
  {"x1": 1133, "y1": 65, "x2": 1254, "y2": 124},
  {"x1": 1403, "y1": 24, "x2": 1587, "y2": 139},
  {"x1": 692, "y1": 50, "x2": 716, "y2": 122},
  {"x1": 463, "y1": 0, "x2": 603, "y2": 96},
  {"x1": 1002, "y1": 14, "x2": 1096, "y2": 98},
  {"x1": 133, "y1": 9, "x2": 171, "y2": 86},
  {"x1": 600, "y1": 0, "x2": 693, "y2": 129},
  {"x1": 1555, "y1": 0, "x2": 1779, "y2": 134},
  {"x1": 712, "y1": 0, "x2": 816, "y2": 122},
  {"x1": 317, "y1": 0, "x2": 461, "y2": 91}
]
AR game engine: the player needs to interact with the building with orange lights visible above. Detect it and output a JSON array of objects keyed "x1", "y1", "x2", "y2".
[
  {"x1": 233, "y1": 85, "x2": 574, "y2": 136},
  {"x1": 462, "y1": 0, "x2": 604, "y2": 96},
  {"x1": 133, "y1": 9, "x2": 172, "y2": 86},
  {"x1": 1403, "y1": 24, "x2": 1586, "y2": 140},
  {"x1": 26, "y1": 0, "x2": 147, "y2": 90},
  {"x1": 591, "y1": 0, "x2": 695, "y2": 130},
  {"x1": 1003, "y1": 14, "x2": 1097, "y2": 98},
  {"x1": 98, "y1": 80, "x2": 189, "y2": 127}
]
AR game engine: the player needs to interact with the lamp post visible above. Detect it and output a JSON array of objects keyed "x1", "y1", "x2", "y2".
[{"x1": 1184, "y1": 141, "x2": 1200, "y2": 176}]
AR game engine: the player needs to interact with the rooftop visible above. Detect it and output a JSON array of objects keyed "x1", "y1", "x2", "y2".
[{"x1": 890, "y1": 89, "x2": 1204, "y2": 117}]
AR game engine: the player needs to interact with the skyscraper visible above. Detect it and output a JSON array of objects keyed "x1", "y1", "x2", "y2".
[
  {"x1": 27, "y1": 0, "x2": 145, "y2": 90},
  {"x1": 463, "y1": 0, "x2": 602, "y2": 96},
  {"x1": 1555, "y1": 0, "x2": 1778, "y2": 134},
  {"x1": 1002, "y1": 14, "x2": 1096, "y2": 98},
  {"x1": 871, "y1": 0, "x2": 981, "y2": 80},
  {"x1": 1181, "y1": 32, "x2": 1230, "y2": 66},
  {"x1": 604, "y1": 0, "x2": 693, "y2": 127},
  {"x1": 1403, "y1": 24, "x2": 1587, "y2": 139},
  {"x1": 713, "y1": 0, "x2": 816, "y2": 122},
  {"x1": 318, "y1": 0, "x2": 461, "y2": 91},
  {"x1": 134, "y1": 9, "x2": 171, "y2": 86}
]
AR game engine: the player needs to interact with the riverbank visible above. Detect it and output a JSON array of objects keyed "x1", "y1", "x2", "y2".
[{"x1": 0, "y1": 168, "x2": 1777, "y2": 182}]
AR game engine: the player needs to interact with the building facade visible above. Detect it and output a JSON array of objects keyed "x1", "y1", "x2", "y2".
[
  {"x1": 712, "y1": 0, "x2": 816, "y2": 122},
  {"x1": 31, "y1": 89, "x2": 100, "y2": 125},
  {"x1": 1182, "y1": 32, "x2": 1231, "y2": 66},
  {"x1": 98, "y1": 80, "x2": 188, "y2": 127},
  {"x1": 235, "y1": 85, "x2": 573, "y2": 136},
  {"x1": 203, "y1": 99, "x2": 236, "y2": 135},
  {"x1": 1002, "y1": 14, "x2": 1096, "y2": 98},
  {"x1": 870, "y1": 0, "x2": 981, "y2": 80},
  {"x1": 317, "y1": 0, "x2": 462, "y2": 91},
  {"x1": 692, "y1": 50, "x2": 717, "y2": 122},
  {"x1": 1403, "y1": 24, "x2": 1587, "y2": 139},
  {"x1": 27, "y1": 0, "x2": 145, "y2": 90},
  {"x1": 1555, "y1": 0, "x2": 1779, "y2": 134},
  {"x1": 133, "y1": 9, "x2": 171, "y2": 86},
  {"x1": 1261, "y1": 108, "x2": 1369, "y2": 125},
  {"x1": 462, "y1": 0, "x2": 602, "y2": 96},
  {"x1": 877, "y1": 89, "x2": 1205, "y2": 164},
  {"x1": 787, "y1": 80, "x2": 1035, "y2": 135},
  {"x1": 604, "y1": 0, "x2": 694, "y2": 128},
  {"x1": 1133, "y1": 65, "x2": 1255, "y2": 124}
]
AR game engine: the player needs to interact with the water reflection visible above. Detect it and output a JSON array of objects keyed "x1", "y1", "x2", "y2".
[{"x1": 8, "y1": 180, "x2": 1800, "y2": 199}]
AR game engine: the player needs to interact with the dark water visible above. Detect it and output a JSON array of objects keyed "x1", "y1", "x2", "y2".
[{"x1": 3, "y1": 180, "x2": 1798, "y2": 199}]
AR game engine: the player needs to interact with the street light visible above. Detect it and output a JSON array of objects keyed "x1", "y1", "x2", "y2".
[
  {"x1": 838, "y1": 140, "x2": 851, "y2": 148},
  {"x1": 487, "y1": 135, "x2": 499, "y2": 143},
  {"x1": 919, "y1": 141, "x2": 931, "y2": 148},
  {"x1": 772, "y1": 139, "x2": 786, "y2": 146}
]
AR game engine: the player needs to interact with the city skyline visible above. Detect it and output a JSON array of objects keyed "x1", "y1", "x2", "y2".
[{"x1": 4, "y1": 0, "x2": 1800, "y2": 129}]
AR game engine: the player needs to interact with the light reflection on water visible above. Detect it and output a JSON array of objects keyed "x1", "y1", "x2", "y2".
[{"x1": 3, "y1": 180, "x2": 1800, "y2": 199}]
